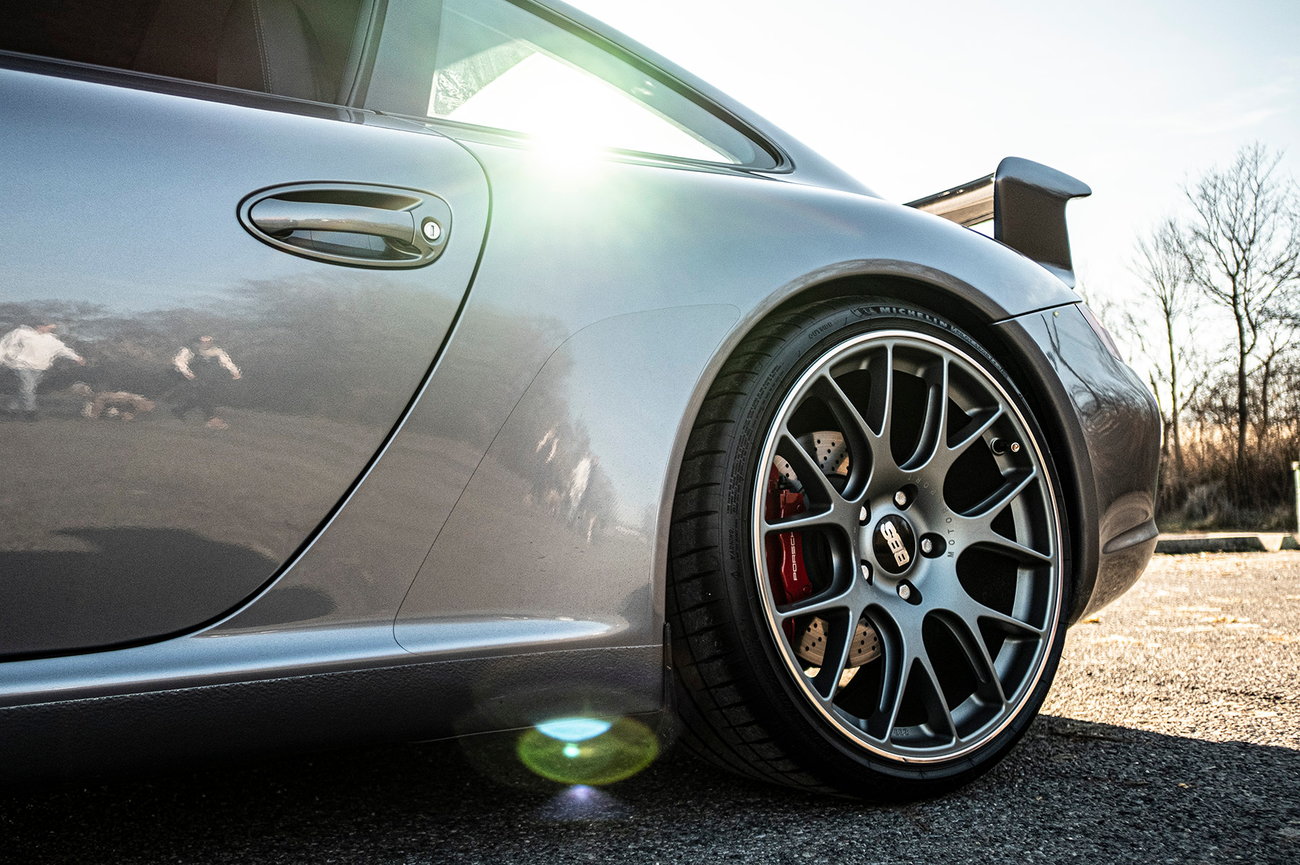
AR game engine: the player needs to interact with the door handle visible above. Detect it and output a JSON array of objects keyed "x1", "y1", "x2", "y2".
[
  {"x1": 239, "y1": 183, "x2": 451, "y2": 268},
  {"x1": 250, "y1": 200, "x2": 418, "y2": 244}
]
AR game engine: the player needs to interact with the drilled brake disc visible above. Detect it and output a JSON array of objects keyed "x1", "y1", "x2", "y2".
[
  {"x1": 777, "y1": 431, "x2": 874, "y2": 667},
  {"x1": 796, "y1": 616, "x2": 881, "y2": 667},
  {"x1": 773, "y1": 430, "x2": 849, "y2": 486}
]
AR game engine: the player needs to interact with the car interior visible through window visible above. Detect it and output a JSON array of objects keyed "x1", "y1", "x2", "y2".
[{"x1": 0, "y1": 0, "x2": 369, "y2": 104}]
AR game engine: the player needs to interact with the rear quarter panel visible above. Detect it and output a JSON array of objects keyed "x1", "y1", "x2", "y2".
[{"x1": 238, "y1": 139, "x2": 1083, "y2": 652}]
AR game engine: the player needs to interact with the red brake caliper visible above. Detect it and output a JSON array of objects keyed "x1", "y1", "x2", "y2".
[{"x1": 765, "y1": 467, "x2": 813, "y2": 640}]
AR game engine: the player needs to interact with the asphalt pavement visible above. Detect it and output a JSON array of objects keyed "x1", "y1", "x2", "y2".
[{"x1": 3, "y1": 553, "x2": 1297, "y2": 864}]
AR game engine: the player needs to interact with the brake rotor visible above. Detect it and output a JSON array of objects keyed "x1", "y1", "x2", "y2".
[
  {"x1": 796, "y1": 616, "x2": 881, "y2": 667},
  {"x1": 806, "y1": 430, "x2": 850, "y2": 477},
  {"x1": 772, "y1": 430, "x2": 874, "y2": 667},
  {"x1": 773, "y1": 431, "x2": 850, "y2": 484}
]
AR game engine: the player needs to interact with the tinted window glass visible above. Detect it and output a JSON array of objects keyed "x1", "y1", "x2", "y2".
[
  {"x1": 0, "y1": 0, "x2": 363, "y2": 104},
  {"x1": 374, "y1": 0, "x2": 768, "y2": 166}
]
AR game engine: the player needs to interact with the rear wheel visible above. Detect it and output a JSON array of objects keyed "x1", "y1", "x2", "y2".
[{"x1": 668, "y1": 298, "x2": 1068, "y2": 797}]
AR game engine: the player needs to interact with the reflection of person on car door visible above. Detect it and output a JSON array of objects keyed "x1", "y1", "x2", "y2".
[
  {"x1": 171, "y1": 335, "x2": 241, "y2": 429},
  {"x1": 0, "y1": 322, "x2": 85, "y2": 420}
]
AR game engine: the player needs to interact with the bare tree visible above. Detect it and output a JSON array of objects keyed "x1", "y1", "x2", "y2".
[
  {"x1": 1252, "y1": 326, "x2": 1299, "y2": 445},
  {"x1": 1132, "y1": 218, "x2": 1204, "y2": 482},
  {"x1": 1173, "y1": 144, "x2": 1300, "y2": 488}
]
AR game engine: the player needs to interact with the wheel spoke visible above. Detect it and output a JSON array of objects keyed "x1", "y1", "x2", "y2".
[
  {"x1": 952, "y1": 591, "x2": 1044, "y2": 639},
  {"x1": 902, "y1": 357, "x2": 950, "y2": 471},
  {"x1": 811, "y1": 616, "x2": 856, "y2": 701},
  {"x1": 954, "y1": 466, "x2": 1053, "y2": 565},
  {"x1": 959, "y1": 468, "x2": 1038, "y2": 520},
  {"x1": 774, "y1": 584, "x2": 856, "y2": 622},
  {"x1": 825, "y1": 361, "x2": 900, "y2": 483},
  {"x1": 863, "y1": 342, "x2": 895, "y2": 442},
  {"x1": 915, "y1": 655, "x2": 958, "y2": 741},
  {"x1": 970, "y1": 532, "x2": 1053, "y2": 566},
  {"x1": 869, "y1": 620, "x2": 910, "y2": 741},
  {"x1": 762, "y1": 507, "x2": 841, "y2": 534},
  {"x1": 943, "y1": 405, "x2": 1004, "y2": 465},
  {"x1": 939, "y1": 613, "x2": 1008, "y2": 708},
  {"x1": 817, "y1": 373, "x2": 878, "y2": 492},
  {"x1": 776, "y1": 430, "x2": 841, "y2": 506}
]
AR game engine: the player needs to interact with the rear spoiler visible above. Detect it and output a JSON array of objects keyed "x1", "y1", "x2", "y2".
[{"x1": 906, "y1": 157, "x2": 1091, "y2": 288}]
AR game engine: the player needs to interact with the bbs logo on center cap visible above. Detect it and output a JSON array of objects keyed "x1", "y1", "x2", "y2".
[{"x1": 873, "y1": 515, "x2": 916, "y2": 574}]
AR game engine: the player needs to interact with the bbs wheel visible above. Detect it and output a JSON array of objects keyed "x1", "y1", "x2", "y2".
[{"x1": 668, "y1": 298, "x2": 1068, "y2": 797}]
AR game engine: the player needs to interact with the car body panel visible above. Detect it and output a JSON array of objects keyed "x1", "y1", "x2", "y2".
[
  {"x1": 0, "y1": 641, "x2": 663, "y2": 779},
  {"x1": 0, "y1": 68, "x2": 490, "y2": 657},
  {"x1": 999, "y1": 307, "x2": 1161, "y2": 619},
  {"x1": 394, "y1": 303, "x2": 741, "y2": 650},
  {"x1": 211, "y1": 138, "x2": 1083, "y2": 644}
]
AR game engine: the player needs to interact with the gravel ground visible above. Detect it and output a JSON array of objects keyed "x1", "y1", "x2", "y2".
[{"x1": 3, "y1": 553, "x2": 1297, "y2": 864}]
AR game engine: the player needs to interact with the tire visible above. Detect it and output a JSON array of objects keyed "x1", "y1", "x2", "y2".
[{"x1": 668, "y1": 298, "x2": 1069, "y2": 798}]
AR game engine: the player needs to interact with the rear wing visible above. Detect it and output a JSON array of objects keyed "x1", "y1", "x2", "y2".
[{"x1": 906, "y1": 157, "x2": 1091, "y2": 288}]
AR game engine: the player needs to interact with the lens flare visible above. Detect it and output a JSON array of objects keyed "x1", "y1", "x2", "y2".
[
  {"x1": 519, "y1": 716, "x2": 658, "y2": 785},
  {"x1": 536, "y1": 784, "x2": 631, "y2": 822},
  {"x1": 535, "y1": 717, "x2": 614, "y2": 742}
]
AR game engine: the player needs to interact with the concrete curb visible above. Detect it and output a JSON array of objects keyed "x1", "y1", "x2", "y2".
[{"x1": 1155, "y1": 532, "x2": 1300, "y2": 554}]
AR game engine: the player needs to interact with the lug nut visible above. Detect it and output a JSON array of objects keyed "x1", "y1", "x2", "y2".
[
  {"x1": 859, "y1": 506, "x2": 869, "y2": 525},
  {"x1": 897, "y1": 582, "x2": 912, "y2": 601},
  {"x1": 860, "y1": 561, "x2": 873, "y2": 582},
  {"x1": 893, "y1": 490, "x2": 908, "y2": 508},
  {"x1": 919, "y1": 533, "x2": 945, "y2": 558}
]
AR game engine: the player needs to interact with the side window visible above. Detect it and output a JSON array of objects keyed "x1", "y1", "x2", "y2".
[
  {"x1": 371, "y1": 0, "x2": 770, "y2": 167},
  {"x1": 0, "y1": 0, "x2": 365, "y2": 105}
]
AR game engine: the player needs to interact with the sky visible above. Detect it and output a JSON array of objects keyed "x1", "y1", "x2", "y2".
[{"x1": 573, "y1": 0, "x2": 1300, "y2": 316}]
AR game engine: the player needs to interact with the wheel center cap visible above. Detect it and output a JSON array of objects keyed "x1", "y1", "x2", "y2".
[{"x1": 872, "y1": 514, "x2": 916, "y2": 575}]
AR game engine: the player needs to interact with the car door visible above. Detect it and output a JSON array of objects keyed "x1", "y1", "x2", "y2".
[
  {"x1": 336, "y1": 0, "x2": 790, "y2": 644},
  {"x1": 0, "y1": 15, "x2": 489, "y2": 656}
]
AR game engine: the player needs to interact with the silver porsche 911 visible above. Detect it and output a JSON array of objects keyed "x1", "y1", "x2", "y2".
[{"x1": 0, "y1": 0, "x2": 1159, "y2": 797}]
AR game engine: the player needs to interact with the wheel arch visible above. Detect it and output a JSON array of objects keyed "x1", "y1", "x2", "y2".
[
  {"x1": 660, "y1": 286, "x2": 1086, "y2": 793},
  {"x1": 654, "y1": 264, "x2": 1096, "y2": 658}
]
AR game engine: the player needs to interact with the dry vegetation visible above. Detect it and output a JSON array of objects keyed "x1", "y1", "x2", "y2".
[
  {"x1": 1164, "y1": 416, "x2": 1300, "y2": 530},
  {"x1": 1111, "y1": 144, "x2": 1300, "y2": 530}
]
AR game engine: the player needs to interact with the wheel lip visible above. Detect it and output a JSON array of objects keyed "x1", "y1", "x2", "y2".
[{"x1": 748, "y1": 327, "x2": 1065, "y2": 765}]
